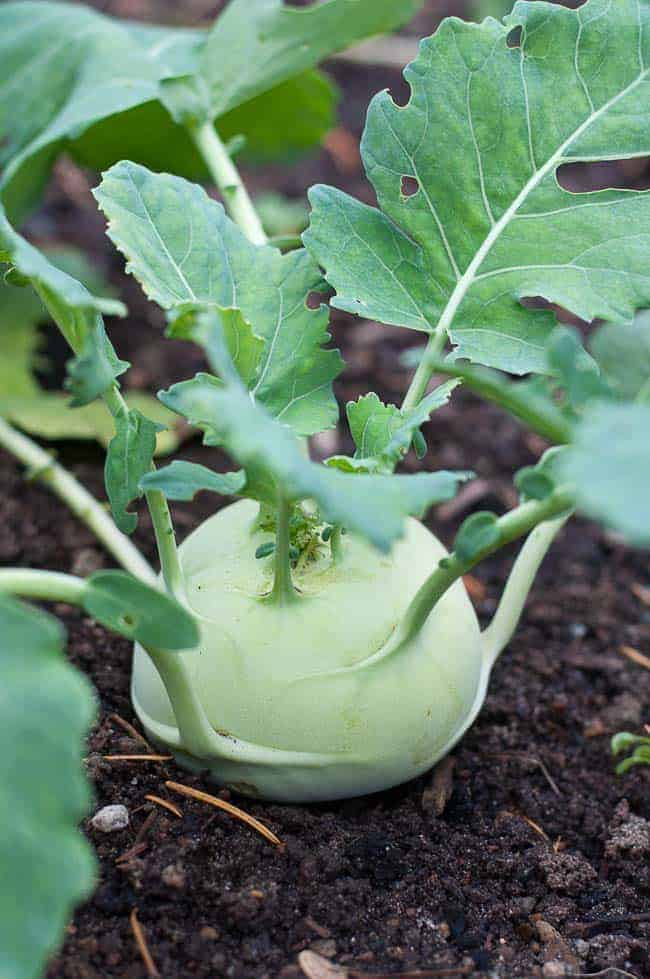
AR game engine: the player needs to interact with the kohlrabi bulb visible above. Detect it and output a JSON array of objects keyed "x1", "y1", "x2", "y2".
[{"x1": 132, "y1": 499, "x2": 488, "y2": 802}]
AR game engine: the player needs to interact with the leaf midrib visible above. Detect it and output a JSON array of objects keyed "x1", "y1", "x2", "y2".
[{"x1": 436, "y1": 66, "x2": 650, "y2": 341}]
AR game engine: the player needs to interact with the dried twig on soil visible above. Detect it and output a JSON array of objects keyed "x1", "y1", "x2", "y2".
[
  {"x1": 109, "y1": 713, "x2": 152, "y2": 750},
  {"x1": 485, "y1": 751, "x2": 561, "y2": 796},
  {"x1": 619, "y1": 645, "x2": 650, "y2": 671},
  {"x1": 145, "y1": 794, "x2": 183, "y2": 819},
  {"x1": 165, "y1": 780, "x2": 283, "y2": 848},
  {"x1": 103, "y1": 754, "x2": 172, "y2": 762},
  {"x1": 134, "y1": 809, "x2": 158, "y2": 845},
  {"x1": 422, "y1": 757, "x2": 455, "y2": 816},
  {"x1": 129, "y1": 908, "x2": 159, "y2": 977},
  {"x1": 115, "y1": 841, "x2": 148, "y2": 865},
  {"x1": 299, "y1": 951, "x2": 471, "y2": 978},
  {"x1": 507, "y1": 810, "x2": 550, "y2": 842},
  {"x1": 566, "y1": 911, "x2": 650, "y2": 936}
]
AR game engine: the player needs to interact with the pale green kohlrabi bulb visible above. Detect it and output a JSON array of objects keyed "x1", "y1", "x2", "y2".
[{"x1": 131, "y1": 499, "x2": 489, "y2": 802}]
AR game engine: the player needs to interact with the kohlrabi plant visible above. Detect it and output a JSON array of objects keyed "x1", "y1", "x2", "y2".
[{"x1": 2, "y1": 1, "x2": 650, "y2": 976}]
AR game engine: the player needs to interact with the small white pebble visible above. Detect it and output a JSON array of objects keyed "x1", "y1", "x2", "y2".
[{"x1": 90, "y1": 804, "x2": 129, "y2": 833}]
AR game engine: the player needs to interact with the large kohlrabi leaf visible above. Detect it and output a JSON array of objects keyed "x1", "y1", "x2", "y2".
[
  {"x1": 560, "y1": 402, "x2": 650, "y2": 546},
  {"x1": 305, "y1": 0, "x2": 650, "y2": 376},
  {"x1": 0, "y1": 0, "x2": 422, "y2": 218},
  {"x1": 202, "y1": 0, "x2": 424, "y2": 117},
  {"x1": 159, "y1": 372, "x2": 470, "y2": 553},
  {"x1": 0, "y1": 595, "x2": 95, "y2": 979},
  {"x1": 0, "y1": 199, "x2": 130, "y2": 410},
  {"x1": 95, "y1": 162, "x2": 343, "y2": 437}
]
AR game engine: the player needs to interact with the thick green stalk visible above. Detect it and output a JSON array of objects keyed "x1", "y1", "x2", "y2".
[
  {"x1": 397, "y1": 489, "x2": 574, "y2": 648},
  {"x1": 350, "y1": 489, "x2": 574, "y2": 673},
  {"x1": 0, "y1": 418, "x2": 156, "y2": 585},
  {"x1": 191, "y1": 123, "x2": 268, "y2": 246},
  {"x1": 0, "y1": 568, "x2": 86, "y2": 604},
  {"x1": 420, "y1": 360, "x2": 573, "y2": 445},
  {"x1": 330, "y1": 524, "x2": 344, "y2": 564},
  {"x1": 401, "y1": 327, "x2": 447, "y2": 413},
  {"x1": 100, "y1": 385, "x2": 185, "y2": 600},
  {"x1": 270, "y1": 498, "x2": 297, "y2": 605}
]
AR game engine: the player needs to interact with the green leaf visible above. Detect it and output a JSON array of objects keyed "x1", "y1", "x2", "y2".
[
  {"x1": 65, "y1": 319, "x2": 129, "y2": 408},
  {"x1": 160, "y1": 372, "x2": 471, "y2": 552},
  {"x1": 254, "y1": 192, "x2": 309, "y2": 239},
  {"x1": 171, "y1": 307, "x2": 265, "y2": 388},
  {"x1": 0, "y1": 262, "x2": 180, "y2": 453},
  {"x1": 0, "y1": 199, "x2": 126, "y2": 411},
  {"x1": 590, "y1": 312, "x2": 650, "y2": 402},
  {"x1": 202, "y1": 0, "x2": 424, "y2": 117},
  {"x1": 333, "y1": 380, "x2": 458, "y2": 473},
  {"x1": 400, "y1": 349, "x2": 574, "y2": 444},
  {"x1": 0, "y1": 2, "x2": 203, "y2": 218},
  {"x1": 105, "y1": 409, "x2": 161, "y2": 534},
  {"x1": 305, "y1": 1, "x2": 650, "y2": 376},
  {"x1": 0, "y1": 0, "x2": 420, "y2": 216},
  {"x1": 140, "y1": 460, "x2": 246, "y2": 501},
  {"x1": 455, "y1": 511, "x2": 501, "y2": 562},
  {"x1": 219, "y1": 71, "x2": 338, "y2": 164},
  {"x1": 560, "y1": 402, "x2": 650, "y2": 546},
  {"x1": 95, "y1": 162, "x2": 343, "y2": 436},
  {"x1": 514, "y1": 466, "x2": 555, "y2": 503},
  {"x1": 0, "y1": 595, "x2": 95, "y2": 979},
  {"x1": 545, "y1": 326, "x2": 606, "y2": 410},
  {"x1": 82, "y1": 571, "x2": 199, "y2": 650}
]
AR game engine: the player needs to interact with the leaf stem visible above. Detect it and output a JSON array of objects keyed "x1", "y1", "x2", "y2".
[
  {"x1": 417, "y1": 359, "x2": 573, "y2": 445},
  {"x1": 27, "y1": 280, "x2": 184, "y2": 598},
  {"x1": 396, "y1": 488, "x2": 574, "y2": 650},
  {"x1": 101, "y1": 386, "x2": 184, "y2": 599},
  {"x1": 0, "y1": 567, "x2": 214, "y2": 758},
  {"x1": 401, "y1": 327, "x2": 447, "y2": 413},
  {"x1": 0, "y1": 568, "x2": 86, "y2": 604},
  {"x1": 269, "y1": 498, "x2": 297, "y2": 605},
  {"x1": 330, "y1": 524, "x2": 344, "y2": 563},
  {"x1": 0, "y1": 417, "x2": 156, "y2": 585},
  {"x1": 191, "y1": 123, "x2": 268, "y2": 245}
]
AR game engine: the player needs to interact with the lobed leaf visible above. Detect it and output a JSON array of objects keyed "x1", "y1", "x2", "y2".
[
  {"x1": 330, "y1": 380, "x2": 458, "y2": 473},
  {"x1": 160, "y1": 372, "x2": 471, "y2": 553},
  {"x1": 105, "y1": 410, "x2": 161, "y2": 534},
  {"x1": 560, "y1": 402, "x2": 650, "y2": 546},
  {"x1": 0, "y1": 595, "x2": 95, "y2": 979},
  {"x1": 305, "y1": 0, "x2": 650, "y2": 375},
  {"x1": 0, "y1": 265, "x2": 180, "y2": 452},
  {"x1": 95, "y1": 162, "x2": 343, "y2": 437},
  {"x1": 82, "y1": 571, "x2": 199, "y2": 650},
  {"x1": 0, "y1": 199, "x2": 127, "y2": 410},
  {"x1": 140, "y1": 460, "x2": 246, "y2": 502}
]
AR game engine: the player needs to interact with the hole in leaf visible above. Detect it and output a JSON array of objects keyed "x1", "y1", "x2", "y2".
[
  {"x1": 506, "y1": 26, "x2": 522, "y2": 48},
  {"x1": 119, "y1": 613, "x2": 136, "y2": 630},
  {"x1": 388, "y1": 76, "x2": 412, "y2": 109},
  {"x1": 558, "y1": 158, "x2": 650, "y2": 193},
  {"x1": 306, "y1": 290, "x2": 325, "y2": 310},
  {"x1": 401, "y1": 175, "x2": 419, "y2": 198}
]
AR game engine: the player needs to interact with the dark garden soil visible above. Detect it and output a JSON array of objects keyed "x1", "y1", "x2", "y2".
[{"x1": 2, "y1": 1, "x2": 650, "y2": 977}]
